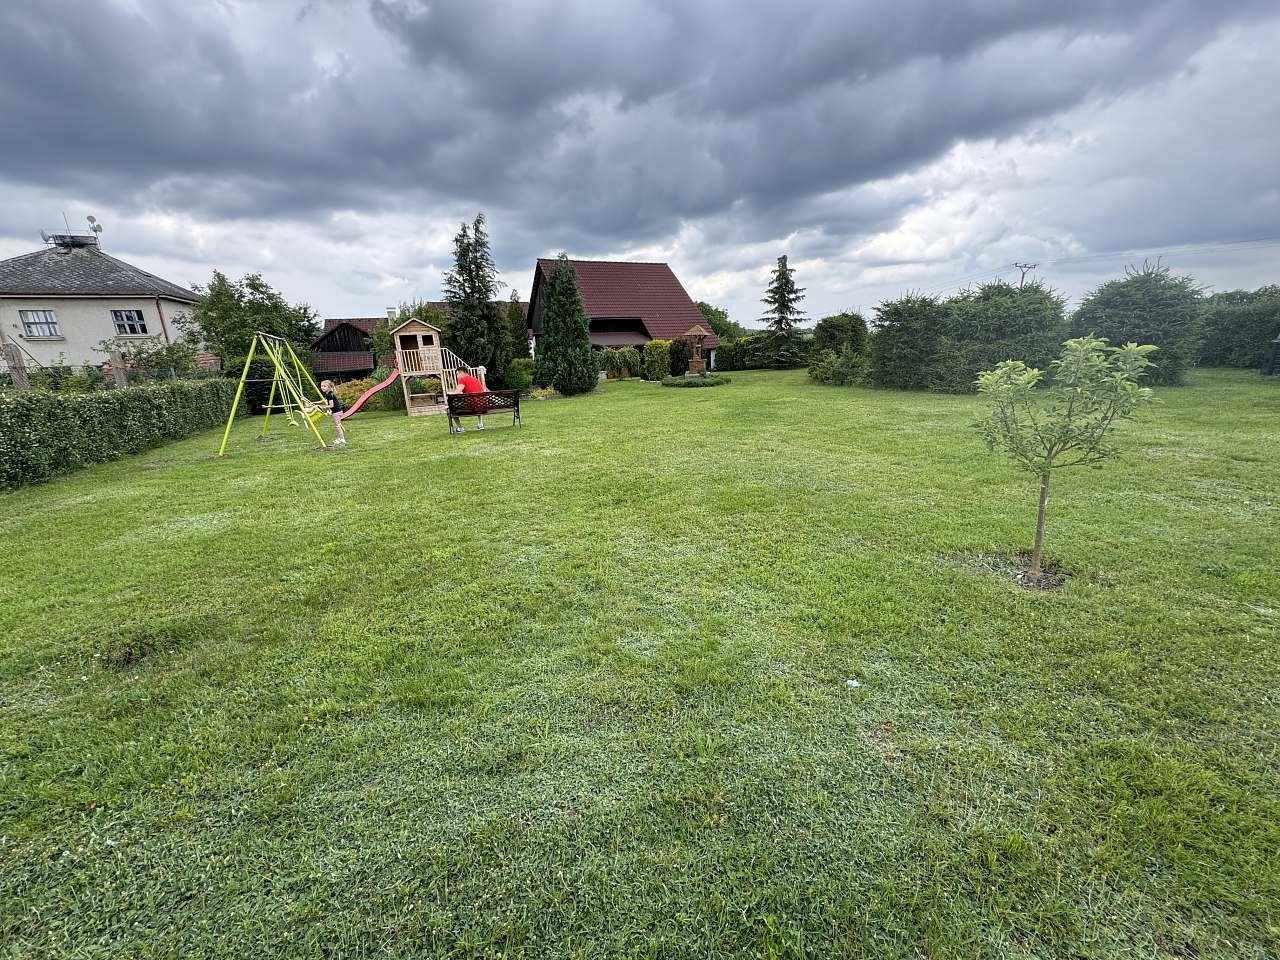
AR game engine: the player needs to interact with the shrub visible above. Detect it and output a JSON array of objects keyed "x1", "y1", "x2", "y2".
[
  {"x1": 808, "y1": 348, "x2": 838, "y2": 383},
  {"x1": 867, "y1": 284, "x2": 1069, "y2": 393},
  {"x1": 643, "y1": 339, "x2": 672, "y2": 380},
  {"x1": 1198, "y1": 286, "x2": 1280, "y2": 368},
  {"x1": 729, "y1": 331, "x2": 809, "y2": 370},
  {"x1": 942, "y1": 281, "x2": 1069, "y2": 392},
  {"x1": 715, "y1": 339, "x2": 743, "y2": 371},
  {"x1": 809, "y1": 347, "x2": 870, "y2": 386},
  {"x1": 866, "y1": 294, "x2": 949, "y2": 390},
  {"x1": 335, "y1": 377, "x2": 375, "y2": 409},
  {"x1": 616, "y1": 347, "x2": 641, "y2": 378},
  {"x1": 506, "y1": 357, "x2": 535, "y2": 391},
  {"x1": 661, "y1": 374, "x2": 731, "y2": 387},
  {"x1": 833, "y1": 348, "x2": 870, "y2": 385},
  {"x1": 813, "y1": 312, "x2": 868, "y2": 355},
  {"x1": 0, "y1": 378, "x2": 241, "y2": 489},
  {"x1": 668, "y1": 337, "x2": 694, "y2": 376},
  {"x1": 1071, "y1": 262, "x2": 1203, "y2": 385},
  {"x1": 597, "y1": 348, "x2": 624, "y2": 378},
  {"x1": 370, "y1": 365, "x2": 406, "y2": 411}
]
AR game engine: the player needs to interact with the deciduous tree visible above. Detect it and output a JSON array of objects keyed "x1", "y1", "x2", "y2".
[{"x1": 975, "y1": 337, "x2": 1157, "y2": 578}]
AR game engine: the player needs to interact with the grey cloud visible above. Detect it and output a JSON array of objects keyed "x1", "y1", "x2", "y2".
[{"x1": 0, "y1": 0, "x2": 1278, "y2": 324}]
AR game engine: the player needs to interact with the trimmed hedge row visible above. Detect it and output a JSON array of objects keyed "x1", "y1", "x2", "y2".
[{"x1": 0, "y1": 379, "x2": 241, "y2": 489}]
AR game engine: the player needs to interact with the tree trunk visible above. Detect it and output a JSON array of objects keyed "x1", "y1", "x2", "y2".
[{"x1": 1030, "y1": 472, "x2": 1050, "y2": 577}]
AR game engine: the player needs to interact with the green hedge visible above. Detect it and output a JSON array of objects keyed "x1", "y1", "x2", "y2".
[
  {"x1": 661, "y1": 374, "x2": 730, "y2": 387},
  {"x1": 0, "y1": 379, "x2": 242, "y2": 489}
]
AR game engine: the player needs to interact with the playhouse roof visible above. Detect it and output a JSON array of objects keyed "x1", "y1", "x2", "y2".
[{"x1": 389, "y1": 317, "x2": 442, "y2": 335}]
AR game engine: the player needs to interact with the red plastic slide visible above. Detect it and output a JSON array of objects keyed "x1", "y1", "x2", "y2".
[{"x1": 337, "y1": 366, "x2": 400, "y2": 420}]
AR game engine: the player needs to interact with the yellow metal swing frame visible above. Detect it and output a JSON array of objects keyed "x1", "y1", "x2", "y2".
[{"x1": 216, "y1": 332, "x2": 331, "y2": 456}]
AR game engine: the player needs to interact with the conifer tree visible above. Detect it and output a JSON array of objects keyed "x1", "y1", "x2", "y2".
[
  {"x1": 443, "y1": 213, "x2": 506, "y2": 378},
  {"x1": 536, "y1": 254, "x2": 596, "y2": 395},
  {"x1": 760, "y1": 255, "x2": 806, "y2": 335},
  {"x1": 507, "y1": 290, "x2": 531, "y2": 359}
]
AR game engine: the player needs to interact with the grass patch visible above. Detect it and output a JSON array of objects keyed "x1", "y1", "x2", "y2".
[{"x1": 1, "y1": 369, "x2": 1277, "y2": 958}]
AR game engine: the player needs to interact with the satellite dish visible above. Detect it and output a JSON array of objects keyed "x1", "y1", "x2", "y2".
[
  {"x1": 40, "y1": 230, "x2": 51, "y2": 242},
  {"x1": 86, "y1": 215, "x2": 96, "y2": 224}
]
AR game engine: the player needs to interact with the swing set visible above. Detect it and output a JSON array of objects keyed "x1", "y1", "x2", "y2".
[{"x1": 216, "y1": 332, "x2": 332, "y2": 456}]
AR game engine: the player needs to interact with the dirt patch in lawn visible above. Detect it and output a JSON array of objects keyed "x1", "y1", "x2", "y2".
[{"x1": 952, "y1": 551, "x2": 1072, "y2": 591}]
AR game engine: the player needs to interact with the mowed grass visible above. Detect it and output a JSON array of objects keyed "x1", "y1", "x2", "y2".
[{"x1": 1, "y1": 369, "x2": 1277, "y2": 958}]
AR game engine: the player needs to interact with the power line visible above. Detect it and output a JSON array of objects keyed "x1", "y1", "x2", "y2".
[
  {"x1": 874, "y1": 233, "x2": 1280, "y2": 301},
  {"x1": 1033, "y1": 235, "x2": 1280, "y2": 269}
]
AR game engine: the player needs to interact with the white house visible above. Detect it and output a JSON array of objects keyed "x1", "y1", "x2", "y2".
[{"x1": 0, "y1": 233, "x2": 199, "y2": 368}]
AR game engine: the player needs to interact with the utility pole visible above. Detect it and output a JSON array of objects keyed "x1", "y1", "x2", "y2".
[{"x1": 1013, "y1": 262, "x2": 1038, "y2": 288}]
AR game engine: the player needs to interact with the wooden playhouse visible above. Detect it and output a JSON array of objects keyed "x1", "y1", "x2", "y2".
[{"x1": 389, "y1": 318, "x2": 487, "y2": 416}]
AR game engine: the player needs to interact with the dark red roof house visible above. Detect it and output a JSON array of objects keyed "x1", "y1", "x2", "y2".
[{"x1": 526, "y1": 259, "x2": 718, "y2": 356}]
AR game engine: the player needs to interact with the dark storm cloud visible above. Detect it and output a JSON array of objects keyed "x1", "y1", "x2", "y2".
[{"x1": 0, "y1": 0, "x2": 1277, "y2": 310}]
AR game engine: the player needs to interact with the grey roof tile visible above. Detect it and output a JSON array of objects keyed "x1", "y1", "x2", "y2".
[{"x1": 0, "y1": 244, "x2": 199, "y2": 301}]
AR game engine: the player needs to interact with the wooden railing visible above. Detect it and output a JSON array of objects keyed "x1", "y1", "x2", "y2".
[{"x1": 400, "y1": 349, "x2": 441, "y2": 376}]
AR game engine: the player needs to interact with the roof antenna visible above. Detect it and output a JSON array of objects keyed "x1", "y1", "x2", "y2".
[{"x1": 62, "y1": 211, "x2": 72, "y2": 234}]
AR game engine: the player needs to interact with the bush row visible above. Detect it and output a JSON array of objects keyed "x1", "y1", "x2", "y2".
[
  {"x1": 661, "y1": 373, "x2": 730, "y2": 388},
  {"x1": 715, "y1": 332, "x2": 810, "y2": 371},
  {"x1": 0, "y1": 378, "x2": 242, "y2": 489},
  {"x1": 1198, "y1": 286, "x2": 1280, "y2": 368}
]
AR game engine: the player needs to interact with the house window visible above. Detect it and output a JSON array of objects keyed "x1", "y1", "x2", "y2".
[
  {"x1": 19, "y1": 309, "x2": 60, "y2": 337},
  {"x1": 112, "y1": 309, "x2": 149, "y2": 336}
]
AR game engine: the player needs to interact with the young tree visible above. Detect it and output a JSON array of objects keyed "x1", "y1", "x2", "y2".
[
  {"x1": 975, "y1": 337, "x2": 1157, "y2": 578},
  {"x1": 535, "y1": 254, "x2": 596, "y2": 395},
  {"x1": 696, "y1": 301, "x2": 747, "y2": 340},
  {"x1": 507, "y1": 290, "x2": 531, "y2": 359},
  {"x1": 1071, "y1": 261, "x2": 1203, "y2": 385},
  {"x1": 760, "y1": 255, "x2": 806, "y2": 336}
]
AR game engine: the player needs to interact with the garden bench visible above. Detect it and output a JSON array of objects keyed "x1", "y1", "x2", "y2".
[{"x1": 446, "y1": 389, "x2": 522, "y2": 434}]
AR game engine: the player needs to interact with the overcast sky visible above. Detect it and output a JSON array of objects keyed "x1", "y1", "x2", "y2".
[{"x1": 2, "y1": 0, "x2": 1278, "y2": 327}]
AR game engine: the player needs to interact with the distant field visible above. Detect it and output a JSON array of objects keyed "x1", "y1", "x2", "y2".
[{"x1": 1, "y1": 369, "x2": 1277, "y2": 958}]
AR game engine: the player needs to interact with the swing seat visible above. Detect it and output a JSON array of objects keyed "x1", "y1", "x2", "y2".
[{"x1": 305, "y1": 407, "x2": 326, "y2": 426}]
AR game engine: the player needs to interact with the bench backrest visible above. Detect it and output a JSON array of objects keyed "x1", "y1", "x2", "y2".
[{"x1": 446, "y1": 390, "x2": 521, "y2": 414}]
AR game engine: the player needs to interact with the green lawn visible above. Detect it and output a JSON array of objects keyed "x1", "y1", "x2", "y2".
[{"x1": 2, "y1": 369, "x2": 1277, "y2": 958}]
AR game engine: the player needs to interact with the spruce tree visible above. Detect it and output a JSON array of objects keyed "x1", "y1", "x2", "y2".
[
  {"x1": 537, "y1": 254, "x2": 596, "y2": 395},
  {"x1": 760, "y1": 255, "x2": 806, "y2": 335},
  {"x1": 507, "y1": 290, "x2": 531, "y2": 359},
  {"x1": 443, "y1": 212, "x2": 506, "y2": 376}
]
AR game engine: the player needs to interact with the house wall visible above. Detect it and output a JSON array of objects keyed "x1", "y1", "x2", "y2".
[{"x1": 0, "y1": 296, "x2": 193, "y2": 367}]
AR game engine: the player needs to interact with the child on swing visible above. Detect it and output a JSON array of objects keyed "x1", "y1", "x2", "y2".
[{"x1": 311, "y1": 379, "x2": 347, "y2": 445}]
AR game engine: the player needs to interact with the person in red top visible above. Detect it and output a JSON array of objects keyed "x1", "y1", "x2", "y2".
[{"x1": 451, "y1": 369, "x2": 487, "y2": 432}]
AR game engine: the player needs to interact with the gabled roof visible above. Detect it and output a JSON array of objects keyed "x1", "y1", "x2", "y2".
[
  {"x1": 530, "y1": 259, "x2": 717, "y2": 348},
  {"x1": 389, "y1": 317, "x2": 442, "y2": 336},
  {"x1": 0, "y1": 243, "x2": 199, "y2": 301},
  {"x1": 321, "y1": 317, "x2": 384, "y2": 335}
]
